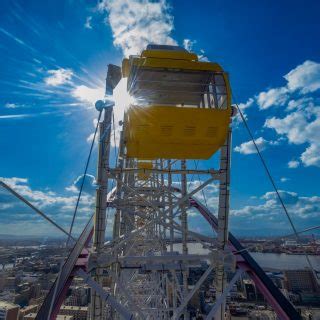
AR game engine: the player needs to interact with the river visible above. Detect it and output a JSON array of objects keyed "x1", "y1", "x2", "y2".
[{"x1": 173, "y1": 243, "x2": 320, "y2": 271}]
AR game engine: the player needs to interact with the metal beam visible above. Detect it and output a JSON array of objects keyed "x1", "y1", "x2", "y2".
[
  {"x1": 172, "y1": 265, "x2": 214, "y2": 319},
  {"x1": 107, "y1": 168, "x2": 220, "y2": 177},
  {"x1": 205, "y1": 269, "x2": 243, "y2": 320},
  {"x1": 77, "y1": 269, "x2": 134, "y2": 320},
  {"x1": 91, "y1": 106, "x2": 113, "y2": 320}
]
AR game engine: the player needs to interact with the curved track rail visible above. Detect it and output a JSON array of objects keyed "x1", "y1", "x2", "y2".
[{"x1": 35, "y1": 216, "x2": 93, "y2": 320}]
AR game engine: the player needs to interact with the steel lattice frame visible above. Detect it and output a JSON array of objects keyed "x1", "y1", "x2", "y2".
[
  {"x1": 35, "y1": 106, "x2": 301, "y2": 320},
  {"x1": 85, "y1": 102, "x2": 233, "y2": 320},
  {"x1": 86, "y1": 105, "x2": 301, "y2": 320}
]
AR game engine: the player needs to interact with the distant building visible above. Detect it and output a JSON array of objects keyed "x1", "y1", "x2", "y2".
[
  {"x1": 19, "y1": 305, "x2": 39, "y2": 320},
  {"x1": 301, "y1": 292, "x2": 320, "y2": 305},
  {"x1": 284, "y1": 240, "x2": 297, "y2": 247},
  {"x1": 242, "y1": 279, "x2": 265, "y2": 302},
  {"x1": 0, "y1": 276, "x2": 6, "y2": 291},
  {"x1": 302, "y1": 308, "x2": 320, "y2": 320},
  {"x1": 284, "y1": 269, "x2": 320, "y2": 293},
  {"x1": 59, "y1": 306, "x2": 88, "y2": 320},
  {"x1": 28, "y1": 284, "x2": 41, "y2": 300},
  {"x1": 4, "y1": 277, "x2": 16, "y2": 291},
  {"x1": 249, "y1": 309, "x2": 277, "y2": 319},
  {"x1": 243, "y1": 279, "x2": 256, "y2": 301},
  {"x1": 28, "y1": 296, "x2": 44, "y2": 307},
  {"x1": 0, "y1": 301, "x2": 20, "y2": 320},
  {"x1": 23, "y1": 314, "x2": 73, "y2": 320},
  {"x1": 22, "y1": 314, "x2": 36, "y2": 320},
  {"x1": 65, "y1": 286, "x2": 89, "y2": 306}
]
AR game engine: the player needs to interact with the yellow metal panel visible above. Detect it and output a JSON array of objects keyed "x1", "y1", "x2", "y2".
[
  {"x1": 141, "y1": 49, "x2": 198, "y2": 61},
  {"x1": 130, "y1": 56, "x2": 221, "y2": 72},
  {"x1": 122, "y1": 58, "x2": 130, "y2": 77},
  {"x1": 125, "y1": 106, "x2": 231, "y2": 160},
  {"x1": 137, "y1": 161, "x2": 153, "y2": 180}
]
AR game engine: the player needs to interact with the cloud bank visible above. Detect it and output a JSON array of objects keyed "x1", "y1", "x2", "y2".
[
  {"x1": 235, "y1": 60, "x2": 320, "y2": 167},
  {"x1": 98, "y1": 0, "x2": 177, "y2": 57},
  {"x1": 0, "y1": 177, "x2": 95, "y2": 236},
  {"x1": 44, "y1": 68, "x2": 74, "y2": 86}
]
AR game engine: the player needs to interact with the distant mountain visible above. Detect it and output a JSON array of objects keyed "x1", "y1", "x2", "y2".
[{"x1": 0, "y1": 233, "x2": 62, "y2": 240}]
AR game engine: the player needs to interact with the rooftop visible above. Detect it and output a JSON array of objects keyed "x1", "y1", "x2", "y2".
[{"x1": 0, "y1": 300, "x2": 19, "y2": 310}]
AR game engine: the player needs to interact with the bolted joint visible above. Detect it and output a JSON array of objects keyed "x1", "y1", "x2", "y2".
[{"x1": 95, "y1": 99, "x2": 115, "y2": 111}]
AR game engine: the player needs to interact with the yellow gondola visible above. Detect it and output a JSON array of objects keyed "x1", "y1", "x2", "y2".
[{"x1": 122, "y1": 44, "x2": 232, "y2": 160}]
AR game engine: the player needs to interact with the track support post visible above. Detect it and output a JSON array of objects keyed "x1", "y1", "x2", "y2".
[
  {"x1": 90, "y1": 105, "x2": 113, "y2": 320},
  {"x1": 215, "y1": 128, "x2": 232, "y2": 320}
]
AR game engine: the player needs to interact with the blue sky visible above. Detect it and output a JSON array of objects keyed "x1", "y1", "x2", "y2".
[{"x1": 0, "y1": 0, "x2": 320, "y2": 237}]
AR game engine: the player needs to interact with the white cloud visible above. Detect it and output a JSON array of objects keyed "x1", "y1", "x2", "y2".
[
  {"x1": 86, "y1": 133, "x2": 95, "y2": 143},
  {"x1": 71, "y1": 85, "x2": 105, "y2": 105},
  {"x1": 0, "y1": 176, "x2": 95, "y2": 235},
  {"x1": 0, "y1": 176, "x2": 91, "y2": 210},
  {"x1": 234, "y1": 61, "x2": 320, "y2": 172},
  {"x1": 66, "y1": 174, "x2": 96, "y2": 194},
  {"x1": 238, "y1": 98, "x2": 254, "y2": 111},
  {"x1": 0, "y1": 111, "x2": 61, "y2": 120},
  {"x1": 288, "y1": 160, "x2": 299, "y2": 169},
  {"x1": 171, "y1": 179, "x2": 219, "y2": 210},
  {"x1": 84, "y1": 16, "x2": 93, "y2": 29},
  {"x1": 182, "y1": 39, "x2": 208, "y2": 61},
  {"x1": 234, "y1": 137, "x2": 279, "y2": 155},
  {"x1": 286, "y1": 97, "x2": 313, "y2": 111},
  {"x1": 284, "y1": 60, "x2": 320, "y2": 93},
  {"x1": 232, "y1": 190, "x2": 320, "y2": 220},
  {"x1": 300, "y1": 144, "x2": 320, "y2": 167},
  {"x1": 265, "y1": 101, "x2": 320, "y2": 167},
  {"x1": 261, "y1": 190, "x2": 299, "y2": 206},
  {"x1": 198, "y1": 49, "x2": 208, "y2": 62},
  {"x1": 233, "y1": 98, "x2": 254, "y2": 125},
  {"x1": 44, "y1": 68, "x2": 74, "y2": 86},
  {"x1": 242, "y1": 61, "x2": 320, "y2": 111},
  {"x1": 256, "y1": 87, "x2": 289, "y2": 110},
  {"x1": 0, "y1": 114, "x2": 29, "y2": 119},
  {"x1": 5, "y1": 103, "x2": 18, "y2": 109},
  {"x1": 98, "y1": 0, "x2": 177, "y2": 57},
  {"x1": 265, "y1": 111, "x2": 308, "y2": 145},
  {"x1": 280, "y1": 177, "x2": 289, "y2": 182},
  {"x1": 183, "y1": 39, "x2": 196, "y2": 51},
  {"x1": 1, "y1": 177, "x2": 28, "y2": 185}
]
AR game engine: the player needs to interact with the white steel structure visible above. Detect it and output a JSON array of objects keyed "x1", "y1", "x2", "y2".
[{"x1": 88, "y1": 106, "x2": 234, "y2": 320}]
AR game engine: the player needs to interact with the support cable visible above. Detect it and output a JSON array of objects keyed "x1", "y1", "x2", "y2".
[
  {"x1": 236, "y1": 105, "x2": 298, "y2": 235},
  {"x1": 236, "y1": 103, "x2": 315, "y2": 272},
  {"x1": 284, "y1": 224, "x2": 320, "y2": 238},
  {"x1": 67, "y1": 109, "x2": 102, "y2": 245}
]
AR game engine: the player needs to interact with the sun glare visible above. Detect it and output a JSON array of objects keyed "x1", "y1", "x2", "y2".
[{"x1": 112, "y1": 78, "x2": 134, "y2": 124}]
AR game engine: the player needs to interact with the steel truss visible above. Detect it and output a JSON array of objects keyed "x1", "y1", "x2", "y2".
[
  {"x1": 35, "y1": 104, "x2": 301, "y2": 320},
  {"x1": 82, "y1": 102, "x2": 235, "y2": 320},
  {"x1": 86, "y1": 105, "x2": 301, "y2": 320}
]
